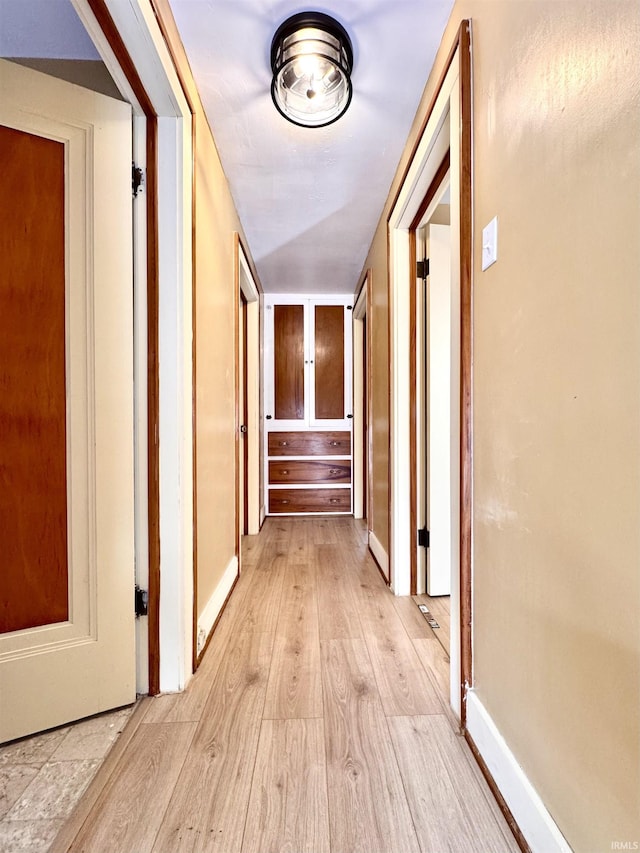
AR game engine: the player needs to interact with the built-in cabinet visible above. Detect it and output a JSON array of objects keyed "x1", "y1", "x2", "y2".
[{"x1": 264, "y1": 295, "x2": 352, "y2": 515}]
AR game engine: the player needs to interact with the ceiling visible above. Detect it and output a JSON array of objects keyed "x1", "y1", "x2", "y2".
[
  {"x1": 168, "y1": 0, "x2": 454, "y2": 293},
  {"x1": 0, "y1": 0, "x2": 455, "y2": 294}
]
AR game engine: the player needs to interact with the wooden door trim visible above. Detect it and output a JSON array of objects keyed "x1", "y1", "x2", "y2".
[
  {"x1": 85, "y1": 0, "x2": 161, "y2": 695},
  {"x1": 242, "y1": 295, "x2": 249, "y2": 536},
  {"x1": 234, "y1": 233, "x2": 241, "y2": 565},
  {"x1": 459, "y1": 20, "x2": 473, "y2": 715}
]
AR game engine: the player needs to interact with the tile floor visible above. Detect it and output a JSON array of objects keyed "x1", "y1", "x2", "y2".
[{"x1": 0, "y1": 705, "x2": 135, "y2": 853}]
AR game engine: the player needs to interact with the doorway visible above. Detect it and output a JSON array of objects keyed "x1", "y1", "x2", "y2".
[
  {"x1": 388, "y1": 21, "x2": 472, "y2": 721},
  {"x1": 415, "y1": 179, "x2": 457, "y2": 599}
]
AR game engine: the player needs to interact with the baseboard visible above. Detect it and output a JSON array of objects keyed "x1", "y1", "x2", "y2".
[
  {"x1": 465, "y1": 691, "x2": 572, "y2": 853},
  {"x1": 260, "y1": 505, "x2": 266, "y2": 527},
  {"x1": 368, "y1": 530, "x2": 389, "y2": 582},
  {"x1": 195, "y1": 556, "x2": 238, "y2": 658}
]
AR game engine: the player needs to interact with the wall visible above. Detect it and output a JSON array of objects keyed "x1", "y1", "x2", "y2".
[
  {"x1": 361, "y1": 1, "x2": 640, "y2": 849},
  {"x1": 153, "y1": 0, "x2": 261, "y2": 655}
]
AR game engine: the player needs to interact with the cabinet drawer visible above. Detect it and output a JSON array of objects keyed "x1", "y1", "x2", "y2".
[
  {"x1": 269, "y1": 488, "x2": 351, "y2": 514},
  {"x1": 268, "y1": 431, "x2": 351, "y2": 457},
  {"x1": 269, "y1": 460, "x2": 351, "y2": 485}
]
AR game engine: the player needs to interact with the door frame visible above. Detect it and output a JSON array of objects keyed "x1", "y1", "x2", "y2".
[
  {"x1": 410, "y1": 159, "x2": 452, "y2": 597},
  {"x1": 353, "y1": 272, "x2": 372, "y2": 522},
  {"x1": 387, "y1": 20, "x2": 472, "y2": 722},
  {"x1": 235, "y1": 234, "x2": 261, "y2": 539},
  {"x1": 73, "y1": 0, "x2": 195, "y2": 694}
]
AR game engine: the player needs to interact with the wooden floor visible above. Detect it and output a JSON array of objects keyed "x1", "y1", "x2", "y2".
[{"x1": 52, "y1": 517, "x2": 518, "y2": 853}]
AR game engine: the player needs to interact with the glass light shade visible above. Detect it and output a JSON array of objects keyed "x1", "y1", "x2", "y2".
[{"x1": 271, "y1": 13, "x2": 353, "y2": 128}]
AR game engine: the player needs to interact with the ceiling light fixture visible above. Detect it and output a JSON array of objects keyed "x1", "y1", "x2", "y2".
[{"x1": 270, "y1": 11, "x2": 353, "y2": 128}]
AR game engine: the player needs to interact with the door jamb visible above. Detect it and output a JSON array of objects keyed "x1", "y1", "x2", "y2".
[
  {"x1": 236, "y1": 235, "x2": 261, "y2": 538},
  {"x1": 73, "y1": 0, "x2": 195, "y2": 694},
  {"x1": 353, "y1": 272, "x2": 372, "y2": 522}
]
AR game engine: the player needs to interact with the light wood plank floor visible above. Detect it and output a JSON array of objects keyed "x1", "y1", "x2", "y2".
[{"x1": 51, "y1": 517, "x2": 518, "y2": 853}]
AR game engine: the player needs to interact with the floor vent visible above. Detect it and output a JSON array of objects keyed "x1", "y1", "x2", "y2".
[{"x1": 417, "y1": 603, "x2": 440, "y2": 629}]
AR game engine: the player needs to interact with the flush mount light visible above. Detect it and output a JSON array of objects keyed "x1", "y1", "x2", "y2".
[{"x1": 270, "y1": 11, "x2": 353, "y2": 128}]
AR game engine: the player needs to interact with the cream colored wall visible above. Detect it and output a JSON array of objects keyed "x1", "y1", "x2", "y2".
[
  {"x1": 153, "y1": 1, "x2": 262, "y2": 630},
  {"x1": 361, "y1": 1, "x2": 640, "y2": 848},
  {"x1": 193, "y1": 130, "x2": 240, "y2": 614}
]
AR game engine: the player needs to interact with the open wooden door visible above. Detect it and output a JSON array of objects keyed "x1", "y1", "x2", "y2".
[{"x1": 0, "y1": 60, "x2": 136, "y2": 742}]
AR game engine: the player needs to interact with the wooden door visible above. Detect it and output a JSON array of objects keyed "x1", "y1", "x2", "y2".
[
  {"x1": 0, "y1": 60, "x2": 135, "y2": 742},
  {"x1": 312, "y1": 305, "x2": 345, "y2": 420},
  {"x1": 273, "y1": 304, "x2": 305, "y2": 420}
]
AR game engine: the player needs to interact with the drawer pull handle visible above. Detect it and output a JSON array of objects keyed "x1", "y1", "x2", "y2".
[
  {"x1": 330, "y1": 441, "x2": 339, "y2": 446},
  {"x1": 329, "y1": 469, "x2": 340, "y2": 475},
  {"x1": 280, "y1": 441, "x2": 288, "y2": 447},
  {"x1": 281, "y1": 499, "x2": 290, "y2": 504},
  {"x1": 281, "y1": 469, "x2": 289, "y2": 475},
  {"x1": 330, "y1": 498, "x2": 339, "y2": 504}
]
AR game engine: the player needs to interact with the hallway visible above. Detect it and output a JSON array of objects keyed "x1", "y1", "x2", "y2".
[{"x1": 52, "y1": 517, "x2": 518, "y2": 853}]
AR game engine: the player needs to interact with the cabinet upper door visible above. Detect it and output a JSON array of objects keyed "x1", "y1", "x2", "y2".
[
  {"x1": 265, "y1": 296, "x2": 352, "y2": 430},
  {"x1": 274, "y1": 304, "x2": 305, "y2": 420},
  {"x1": 312, "y1": 305, "x2": 345, "y2": 420}
]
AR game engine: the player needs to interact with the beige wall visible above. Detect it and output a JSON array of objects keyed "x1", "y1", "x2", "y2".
[
  {"x1": 361, "y1": 1, "x2": 640, "y2": 849},
  {"x1": 154, "y1": 1, "x2": 261, "y2": 633}
]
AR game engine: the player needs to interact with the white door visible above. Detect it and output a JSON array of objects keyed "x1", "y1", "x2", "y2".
[{"x1": 0, "y1": 60, "x2": 136, "y2": 742}]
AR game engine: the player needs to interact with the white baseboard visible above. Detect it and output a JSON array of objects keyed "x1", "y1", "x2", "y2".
[
  {"x1": 466, "y1": 691, "x2": 572, "y2": 853},
  {"x1": 368, "y1": 530, "x2": 389, "y2": 581},
  {"x1": 195, "y1": 556, "x2": 238, "y2": 657}
]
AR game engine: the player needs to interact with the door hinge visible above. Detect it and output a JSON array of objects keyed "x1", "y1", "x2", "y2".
[
  {"x1": 132, "y1": 163, "x2": 144, "y2": 198},
  {"x1": 416, "y1": 258, "x2": 429, "y2": 280},
  {"x1": 418, "y1": 527, "x2": 430, "y2": 548},
  {"x1": 135, "y1": 585, "x2": 148, "y2": 617}
]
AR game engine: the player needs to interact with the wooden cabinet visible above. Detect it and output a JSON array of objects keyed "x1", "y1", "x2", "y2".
[{"x1": 264, "y1": 296, "x2": 352, "y2": 515}]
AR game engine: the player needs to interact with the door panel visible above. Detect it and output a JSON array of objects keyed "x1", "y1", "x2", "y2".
[
  {"x1": 314, "y1": 305, "x2": 345, "y2": 420},
  {"x1": 274, "y1": 304, "x2": 304, "y2": 420},
  {"x1": 0, "y1": 126, "x2": 69, "y2": 634},
  {"x1": 426, "y1": 223, "x2": 454, "y2": 597},
  {"x1": 0, "y1": 60, "x2": 135, "y2": 743}
]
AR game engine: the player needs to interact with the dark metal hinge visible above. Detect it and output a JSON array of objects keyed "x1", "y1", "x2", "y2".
[
  {"x1": 135, "y1": 585, "x2": 148, "y2": 617},
  {"x1": 418, "y1": 527, "x2": 430, "y2": 548},
  {"x1": 416, "y1": 258, "x2": 429, "y2": 280},
  {"x1": 132, "y1": 163, "x2": 144, "y2": 198}
]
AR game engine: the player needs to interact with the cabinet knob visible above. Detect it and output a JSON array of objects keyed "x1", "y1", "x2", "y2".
[
  {"x1": 330, "y1": 441, "x2": 339, "y2": 446},
  {"x1": 266, "y1": 415, "x2": 272, "y2": 420},
  {"x1": 281, "y1": 500, "x2": 290, "y2": 505},
  {"x1": 329, "y1": 469, "x2": 339, "y2": 475},
  {"x1": 330, "y1": 498, "x2": 339, "y2": 504},
  {"x1": 280, "y1": 441, "x2": 288, "y2": 447},
  {"x1": 281, "y1": 469, "x2": 289, "y2": 475}
]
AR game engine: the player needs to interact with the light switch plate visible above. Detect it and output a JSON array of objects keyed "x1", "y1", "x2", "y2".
[{"x1": 482, "y1": 216, "x2": 498, "y2": 271}]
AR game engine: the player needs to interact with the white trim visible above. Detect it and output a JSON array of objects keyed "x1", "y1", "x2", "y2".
[
  {"x1": 352, "y1": 310, "x2": 364, "y2": 519},
  {"x1": 238, "y1": 241, "x2": 261, "y2": 535},
  {"x1": 466, "y1": 692, "x2": 572, "y2": 853},
  {"x1": 195, "y1": 556, "x2": 238, "y2": 658},
  {"x1": 368, "y1": 531, "x2": 389, "y2": 583},
  {"x1": 132, "y1": 114, "x2": 150, "y2": 696}
]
